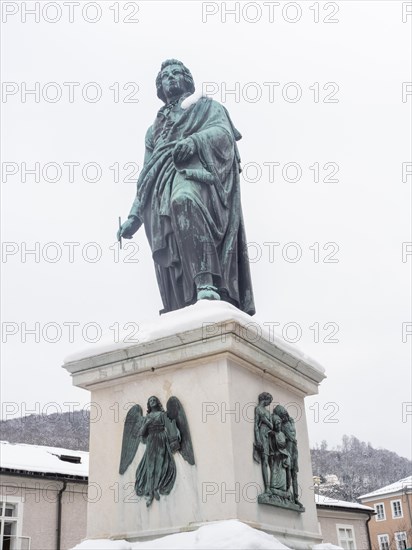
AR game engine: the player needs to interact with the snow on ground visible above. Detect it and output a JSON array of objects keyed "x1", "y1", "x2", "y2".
[
  {"x1": 73, "y1": 541, "x2": 131, "y2": 550},
  {"x1": 0, "y1": 440, "x2": 88, "y2": 477},
  {"x1": 71, "y1": 520, "x2": 292, "y2": 550},
  {"x1": 64, "y1": 300, "x2": 325, "y2": 375}
]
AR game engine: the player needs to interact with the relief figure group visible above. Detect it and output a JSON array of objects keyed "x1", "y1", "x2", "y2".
[{"x1": 254, "y1": 392, "x2": 304, "y2": 511}]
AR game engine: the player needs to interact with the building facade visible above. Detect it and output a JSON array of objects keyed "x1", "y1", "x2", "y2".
[
  {"x1": 0, "y1": 441, "x2": 88, "y2": 550},
  {"x1": 316, "y1": 493, "x2": 375, "y2": 549},
  {"x1": 359, "y1": 476, "x2": 412, "y2": 550}
]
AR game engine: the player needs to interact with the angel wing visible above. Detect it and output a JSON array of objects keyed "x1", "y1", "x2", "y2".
[
  {"x1": 119, "y1": 404, "x2": 144, "y2": 475},
  {"x1": 166, "y1": 396, "x2": 195, "y2": 465}
]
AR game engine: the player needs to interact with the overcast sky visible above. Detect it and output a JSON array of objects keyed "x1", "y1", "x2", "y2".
[{"x1": 1, "y1": 1, "x2": 411, "y2": 460}]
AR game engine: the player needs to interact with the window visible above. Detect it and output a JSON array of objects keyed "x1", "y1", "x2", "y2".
[
  {"x1": 0, "y1": 500, "x2": 25, "y2": 550},
  {"x1": 378, "y1": 534, "x2": 390, "y2": 550},
  {"x1": 391, "y1": 500, "x2": 403, "y2": 518},
  {"x1": 375, "y1": 502, "x2": 386, "y2": 521},
  {"x1": 336, "y1": 525, "x2": 356, "y2": 550},
  {"x1": 395, "y1": 532, "x2": 407, "y2": 550}
]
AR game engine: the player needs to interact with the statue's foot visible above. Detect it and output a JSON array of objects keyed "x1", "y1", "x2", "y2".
[
  {"x1": 154, "y1": 490, "x2": 160, "y2": 501},
  {"x1": 197, "y1": 285, "x2": 220, "y2": 301},
  {"x1": 146, "y1": 493, "x2": 154, "y2": 507}
]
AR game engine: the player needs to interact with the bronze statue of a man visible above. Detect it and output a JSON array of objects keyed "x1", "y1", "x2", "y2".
[{"x1": 118, "y1": 59, "x2": 255, "y2": 315}]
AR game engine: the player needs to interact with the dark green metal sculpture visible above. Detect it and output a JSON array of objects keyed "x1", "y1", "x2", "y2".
[
  {"x1": 253, "y1": 394, "x2": 304, "y2": 512},
  {"x1": 119, "y1": 396, "x2": 195, "y2": 507},
  {"x1": 117, "y1": 59, "x2": 255, "y2": 315}
]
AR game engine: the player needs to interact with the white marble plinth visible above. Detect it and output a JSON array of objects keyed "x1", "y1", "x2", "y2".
[{"x1": 63, "y1": 302, "x2": 326, "y2": 549}]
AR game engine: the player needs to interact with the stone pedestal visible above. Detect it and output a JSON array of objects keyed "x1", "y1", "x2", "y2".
[{"x1": 63, "y1": 301, "x2": 326, "y2": 549}]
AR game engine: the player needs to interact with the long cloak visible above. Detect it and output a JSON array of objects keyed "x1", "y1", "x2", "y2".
[{"x1": 129, "y1": 95, "x2": 255, "y2": 315}]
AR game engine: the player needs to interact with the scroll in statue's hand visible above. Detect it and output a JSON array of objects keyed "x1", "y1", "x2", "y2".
[
  {"x1": 117, "y1": 216, "x2": 142, "y2": 240},
  {"x1": 173, "y1": 137, "x2": 196, "y2": 164}
]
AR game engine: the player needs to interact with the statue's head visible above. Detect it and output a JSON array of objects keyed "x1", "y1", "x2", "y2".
[
  {"x1": 272, "y1": 414, "x2": 282, "y2": 431},
  {"x1": 156, "y1": 59, "x2": 195, "y2": 104},
  {"x1": 274, "y1": 404, "x2": 289, "y2": 421},
  {"x1": 258, "y1": 392, "x2": 273, "y2": 406},
  {"x1": 147, "y1": 395, "x2": 164, "y2": 413}
]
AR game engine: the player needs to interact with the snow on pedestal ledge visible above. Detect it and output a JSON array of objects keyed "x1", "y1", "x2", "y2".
[
  {"x1": 71, "y1": 520, "x2": 293, "y2": 550},
  {"x1": 63, "y1": 300, "x2": 324, "y2": 375}
]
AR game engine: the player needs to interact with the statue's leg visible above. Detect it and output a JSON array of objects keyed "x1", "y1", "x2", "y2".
[
  {"x1": 286, "y1": 466, "x2": 292, "y2": 492},
  {"x1": 170, "y1": 174, "x2": 222, "y2": 304},
  {"x1": 143, "y1": 190, "x2": 184, "y2": 314},
  {"x1": 261, "y1": 456, "x2": 270, "y2": 493},
  {"x1": 155, "y1": 261, "x2": 184, "y2": 314},
  {"x1": 292, "y1": 471, "x2": 299, "y2": 502},
  {"x1": 269, "y1": 456, "x2": 275, "y2": 492}
]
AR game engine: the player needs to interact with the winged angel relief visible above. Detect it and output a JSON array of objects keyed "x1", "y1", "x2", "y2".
[{"x1": 119, "y1": 396, "x2": 195, "y2": 507}]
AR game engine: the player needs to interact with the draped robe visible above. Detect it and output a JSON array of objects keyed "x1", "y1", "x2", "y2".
[
  {"x1": 135, "y1": 411, "x2": 176, "y2": 499},
  {"x1": 129, "y1": 94, "x2": 255, "y2": 315}
]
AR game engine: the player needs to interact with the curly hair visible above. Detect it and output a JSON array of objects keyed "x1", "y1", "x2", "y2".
[
  {"x1": 156, "y1": 59, "x2": 195, "y2": 103},
  {"x1": 274, "y1": 404, "x2": 289, "y2": 420},
  {"x1": 258, "y1": 392, "x2": 273, "y2": 404},
  {"x1": 146, "y1": 396, "x2": 165, "y2": 414}
]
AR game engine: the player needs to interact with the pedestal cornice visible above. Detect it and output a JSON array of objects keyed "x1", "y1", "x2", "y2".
[{"x1": 63, "y1": 306, "x2": 325, "y2": 396}]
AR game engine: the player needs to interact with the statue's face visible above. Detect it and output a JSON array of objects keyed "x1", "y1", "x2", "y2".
[
  {"x1": 148, "y1": 396, "x2": 159, "y2": 410},
  {"x1": 161, "y1": 64, "x2": 187, "y2": 102}
]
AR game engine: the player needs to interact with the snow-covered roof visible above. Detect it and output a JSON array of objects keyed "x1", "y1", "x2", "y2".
[
  {"x1": 315, "y1": 493, "x2": 374, "y2": 512},
  {"x1": 358, "y1": 476, "x2": 412, "y2": 500},
  {"x1": 0, "y1": 441, "x2": 88, "y2": 478}
]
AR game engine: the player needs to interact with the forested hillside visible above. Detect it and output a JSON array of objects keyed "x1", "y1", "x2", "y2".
[
  {"x1": 0, "y1": 410, "x2": 89, "y2": 451},
  {"x1": 311, "y1": 436, "x2": 411, "y2": 501}
]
